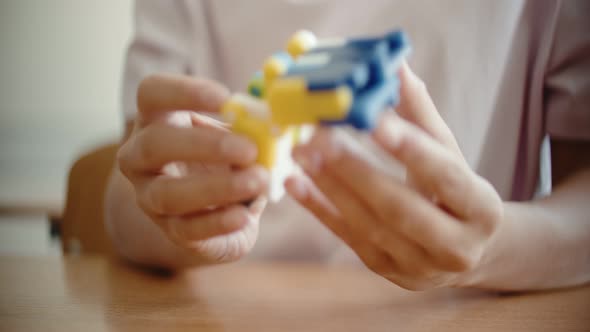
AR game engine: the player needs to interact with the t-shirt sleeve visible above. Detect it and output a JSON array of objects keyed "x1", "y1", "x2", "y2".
[
  {"x1": 544, "y1": 0, "x2": 590, "y2": 141},
  {"x1": 120, "y1": 0, "x2": 198, "y2": 121}
]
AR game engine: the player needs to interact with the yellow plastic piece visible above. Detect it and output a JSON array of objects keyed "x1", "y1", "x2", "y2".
[
  {"x1": 287, "y1": 30, "x2": 317, "y2": 58},
  {"x1": 222, "y1": 98, "x2": 286, "y2": 169},
  {"x1": 267, "y1": 77, "x2": 352, "y2": 126},
  {"x1": 225, "y1": 31, "x2": 345, "y2": 180},
  {"x1": 263, "y1": 57, "x2": 288, "y2": 88}
]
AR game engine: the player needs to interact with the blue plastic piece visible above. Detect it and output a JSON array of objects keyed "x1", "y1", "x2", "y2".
[
  {"x1": 284, "y1": 29, "x2": 410, "y2": 130},
  {"x1": 271, "y1": 52, "x2": 294, "y2": 68},
  {"x1": 249, "y1": 85, "x2": 262, "y2": 98},
  {"x1": 346, "y1": 76, "x2": 400, "y2": 129},
  {"x1": 287, "y1": 61, "x2": 369, "y2": 91},
  {"x1": 286, "y1": 30, "x2": 408, "y2": 90}
]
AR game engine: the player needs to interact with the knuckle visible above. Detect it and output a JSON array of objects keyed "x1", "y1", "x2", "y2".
[
  {"x1": 135, "y1": 129, "x2": 159, "y2": 166},
  {"x1": 478, "y1": 180, "x2": 504, "y2": 232},
  {"x1": 395, "y1": 131, "x2": 418, "y2": 161},
  {"x1": 445, "y1": 247, "x2": 481, "y2": 272},
  {"x1": 359, "y1": 250, "x2": 392, "y2": 276},
  {"x1": 137, "y1": 74, "x2": 161, "y2": 109},
  {"x1": 180, "y1": 78, "x2": 227, "y2": 111},
  {"x1": 223, "y1": 175, "x2": 245, "y2": 202},
  {"x1": 392, "y1": 213, "x2": 418, "y2": 237},
  {"x1": 388, "y1": 250, "x2": 432, "y2": 280},
  {"x1": 367, "y1": 229, "x2": 388, "y2": 247},
  {"x1": 373, "y1": 189, "x2": 393, "y2": 213},
  {"x1": 385, "y1": 264, "x2": 450, "y2": 290},
  {"x1": 135, "y1": 193, "x2": 152, "y2": 217},
  {"x1": 366, "y1": 260, "x2": 391, "y2": 276},
  {"x1": 144, "y1": 180, "x2": 171, "y2": 215},
  {"x1": 116, "y1": 144, "x2": 132, "y2": 175},
  {"x1": 372, "y1": 185, "x2": 412, "y2": 225},
  {"x1": 403, "y1": 263, "x2": 433, "y2": 281},
  {"x1": 435, "y1": 160, "x2": 466, "y2": 197},
  {"x1": 389, "y1": 276, "x2": 430, "y2": 291}
]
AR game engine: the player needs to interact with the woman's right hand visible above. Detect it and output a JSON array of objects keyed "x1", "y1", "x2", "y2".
[{"x1": 117, "y1": 74, "x2": 269, "y2": 264}]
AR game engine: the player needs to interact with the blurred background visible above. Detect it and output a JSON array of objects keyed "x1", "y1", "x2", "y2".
[{"x1": 0, "y1": 0, "x2": 133, "y2": 254}]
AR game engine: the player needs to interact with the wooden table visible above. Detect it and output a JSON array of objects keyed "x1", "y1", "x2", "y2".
[{"x1": 1, "y1": 256, "x2": 588, "y2": 331}]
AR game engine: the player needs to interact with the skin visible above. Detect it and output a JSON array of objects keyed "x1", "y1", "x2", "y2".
[
  {"x1": 105, "y1": 64, "x2": 590, "y2": 290},
  {"x1": 107, "y1": 74, "x2": 268, "y2": 268},
  {"x1": 285, "y1": 63, "x2": 590, "y2": 290}
]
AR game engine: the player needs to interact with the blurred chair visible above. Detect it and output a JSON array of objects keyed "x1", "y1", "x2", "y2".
[{"x1": 59, "y1": 143, "x2": 118, "y2": 255}]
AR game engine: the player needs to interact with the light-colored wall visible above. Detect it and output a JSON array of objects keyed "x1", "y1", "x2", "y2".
[{"x1": 0, "y1": 0, "x2": 133, "y2": 210}]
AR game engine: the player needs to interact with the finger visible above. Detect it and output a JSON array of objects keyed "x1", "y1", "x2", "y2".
[
  {"x1": 297, "y1": 164, "x2": 381, "y2": 245},
  {"x1": 299, "y1": 164, "x2": 447, "y2": 277},
  {"x1": 285, "y1": 174, "x2": 357, "y2": 245},
  {"x1": 138, "y1": 166, "x2": 269, "y2": 216},
  {"x1": 295, "y1": 129, "x2": 475, "y2": 271},
  {"x1": 248, "y1": 196, "x2": 268, "y2": 218},
  {"x1": 137, "y1": 74, "x2": 230, "y2": 124},
  {"x1": 118, "y1": 123, "x2": 257, "y2": 174},
  {"x1": 374, "y1": 115, "x2": 502, "y2": 228},
  {"x1": 397, "y1": 62, "x2": 460, "y2": 154},
  {"x1": 164, "y1": 205, "x2": 252, "y2": 244},
  {"x1": 287, "y1": 175, "x2": 406, "y2": 276}
]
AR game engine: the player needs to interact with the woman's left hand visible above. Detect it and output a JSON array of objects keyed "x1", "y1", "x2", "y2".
[{"x1": 285, "y1": 63, "x2": 504, "y2": 290}]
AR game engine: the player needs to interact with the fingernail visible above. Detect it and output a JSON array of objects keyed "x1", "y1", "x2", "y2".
[
  {"x1": 221, "y1": 135, "x2": 257, "y2": 161},
  {"x1": 201, "y1": 83, "x2": 230, "y2": 110},
  {"x1": 286, "y1": 178, "x2": 308, "y2": 200},
  {"x1": 234, "y1": 169, "x2": 264, "y2": 193},
  {"x1": 401, "y1": 60, "x2": 417, "y2": 80},
  {"x1": 379, "y1": 118, "x2": 402, "y2": 150},
  {"x1": 318, "y1": 130, "x2": 343, "y2": 161},
  {"x1": 249, "y1": 196, "x2": 268, "y2": 215},
  {"x1": 294, "y1": 149, "x2": 322, "y2": 175},
  {"x1": 221, "y1": 209, "x2": 248, "y2": 229}
]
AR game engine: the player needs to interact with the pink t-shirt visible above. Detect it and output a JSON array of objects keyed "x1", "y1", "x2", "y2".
[{"x1": 121, "y1": 0, "x2": 589, "y2": 260}]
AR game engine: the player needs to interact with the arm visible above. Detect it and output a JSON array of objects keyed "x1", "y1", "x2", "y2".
[
  {"x1": 462, "y1": 144, "x2": 590, "y2": 289},
  {"x1": 104, "y1": 1, "x2": 268, "y2": 269},
  {"x1": 105, "y1": 75, "x2": 269, "y2": 270},
  {"x1": 104, "y1": 122, "x2": 201, "y2": 268},
  {"x1": 105, "y1": 1, "x2": 199, "y2": 268},
  {"x1": 472, "y1": 0, "x2": 590, "y2": 289},
  {"x1": 285, "y1": 63, "x2": 590, "y2": 291},
  {"x1": 285, "y1": 1, "x2": 590, "y2": 290}
]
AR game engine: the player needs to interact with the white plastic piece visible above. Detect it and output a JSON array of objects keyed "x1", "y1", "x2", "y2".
[
  {"x1": 224, "y1": 94, "x2": 316, "y2": 203},
  {"x1": 293, "y1": 29, "x2": 318, "y2": 50},
  {"x1": 295, "y1": 52, "x2": 332, "y2": 68},
  {"x1": 297, "y1": 125, "x2": 315, "y2": 145},
  {"x1": 266, "y1": 130, "x2": 296, "y2": 202},
  {"x1": 266, "y1": 125, "x2": 315, "y2": 202},
  {"x1": 315, "y1": 37, "x2": 346, "y2": 49}
]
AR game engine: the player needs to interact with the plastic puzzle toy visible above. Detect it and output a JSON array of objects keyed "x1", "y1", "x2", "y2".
[{"x1": 223, "y1": 29, "x2": 411, "y2": 201}]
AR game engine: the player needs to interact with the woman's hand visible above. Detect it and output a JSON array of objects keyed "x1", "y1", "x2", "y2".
[
  {"x1": 285, "y1": 63, "x2": 504, "y2": 290},
  {"x1": 117, "y1": 74, "x2": 269, "y2": 264}
]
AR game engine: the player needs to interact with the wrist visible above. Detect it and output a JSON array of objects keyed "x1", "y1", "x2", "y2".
[{"x1": 452, "y1": 201, "x2": 511, "y2": 289}]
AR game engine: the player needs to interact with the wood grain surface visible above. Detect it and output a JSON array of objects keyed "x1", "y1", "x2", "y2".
[{"x1": 1, "y1": 256, "x2": 588, "y2": 332}]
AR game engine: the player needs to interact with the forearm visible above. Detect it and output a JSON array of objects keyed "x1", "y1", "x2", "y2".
[
  {"x1": 104, "y1": 167, "x2": 210, "y2": 269},
  {"x1": 461, "y1": 169, "x2": 590, "y2": 290}
]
